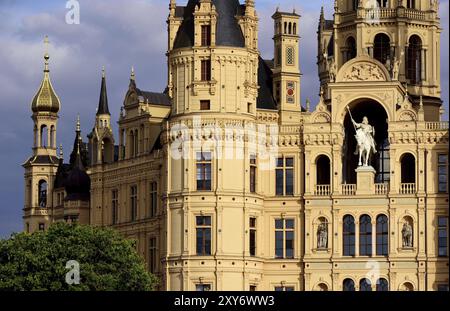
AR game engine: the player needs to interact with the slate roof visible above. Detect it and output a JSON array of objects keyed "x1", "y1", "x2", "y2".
[
  {"x1": 173, "y1": 0, "x2": 245, "y2": 49},
  {"x1": 136, "y1": 89, "x2": 171, "y2": 106},
  {"x1": 257, "y1": 57, "x2": 277, "y2": 110},
  {"x1": 97, "y1": 74, "x2": 110, "y2": 115}
]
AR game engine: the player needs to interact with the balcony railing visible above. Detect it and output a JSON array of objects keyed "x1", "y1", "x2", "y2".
[
  {"x1": 400, "y1": 183, "x2": 416, "y2": 195},
  {"x1": 315, "y1": 185, "x2": 331, "y2": 196},
  {"x1": 342, "y1": 184, "x2": 356, "y2": 196},
  {"x1": 405, "y1": 9, "x2": 426, "y2": 20},
  {"x1": 425, "y1": 122, "x2": 449, "y2": 130},
  {"x1": 375, "y1": 183, "x2": 389, "y2": 195}
]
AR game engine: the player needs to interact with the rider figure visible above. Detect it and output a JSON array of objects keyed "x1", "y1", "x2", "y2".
[{"x1": 351, "y1": 116, "x2": 377, "y2": 155}]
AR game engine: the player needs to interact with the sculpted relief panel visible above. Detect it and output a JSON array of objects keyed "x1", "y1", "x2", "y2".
[{"x1": 342, "y1": 63, "x2": 386, "y2": 82}]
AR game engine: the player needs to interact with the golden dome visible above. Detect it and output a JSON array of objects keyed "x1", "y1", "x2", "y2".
[{"x1": 31, "y1": 53, "x2": 61, "y2": 113}]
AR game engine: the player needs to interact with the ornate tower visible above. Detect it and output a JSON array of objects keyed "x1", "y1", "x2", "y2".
[
  {"x1": 272, "y1": 9, "x2": 302, "y2": 124},
  {"x1": 23, "y1": 36, "x2": 61, "y2": 233},
  {"x1": 88, "y1": 68, "x2": 115, "y2": 165},
  {"x1": 319, "y1": 0, "x2": 442, "y2": 119}
]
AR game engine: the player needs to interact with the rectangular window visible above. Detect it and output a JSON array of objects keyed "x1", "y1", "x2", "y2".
[
  {"x1": 250, "y1": 155, "x2": 257, "y2": 193},
  {"x1": 196, "y1": 284, "x2": 211, "y2": 291},
  {"x1": 149, "y1": 237, "x2": 157, "y2": 273},
  {"x1": 275, "y1": 286, "x2": 294, "y2": 291},
  {"x1": 112, "y1": 189, "x2": 119, "y2": 225},
  {"x1": 200, "y1": 100, "x2": 211, "y2": 111},
  {"x1": 201, "y1": 60, "x2": 211, "y2": 81},
  {"x1": 130, "y1": 185, "x2": 138, "y2": 221},
  {"x1": 201, "y1": 25, "x2": 211, "y2": 46},
  {"x1": 275, "y1": 218, "x2": 294, "y2": 259},
  {"x1": 150, "y1": 182, "x2": 157, "y2": 217},
  {"x1": 438, "y1": 216, "x2": 448, "y2": 257},
  {"x1": 249, "y1": 217, "x2": 257, "y2": 256},
  {"x1": 438, "y1": 154, "x2": 448, "y2": 193},
  {"x1": 196, "y1": 216, "x2": 212, "y2": 256},
  {"x1": 276, "y1": 45, "x2": 282, "y2": 66},
  {"x1": 38, "y1": 223, "x2": 45, "y2": 231},
  {"x1": 276, "y1": 157, "x2": 294, "y2": 196},
  {"x1": 197, "y1": 152, "x2": 212, "y2": 191}
]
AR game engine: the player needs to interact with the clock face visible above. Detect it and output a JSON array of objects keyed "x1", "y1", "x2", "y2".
[{"x1": 287, "y1": 89, "x2": 294, "y2": 96}]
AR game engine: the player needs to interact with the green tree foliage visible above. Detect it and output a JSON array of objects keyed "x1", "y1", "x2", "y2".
[{"x1": 0, "y1": 223, "x2": 158, "y2": 291}]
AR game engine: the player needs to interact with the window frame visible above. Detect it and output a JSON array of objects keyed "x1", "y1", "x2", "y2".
[
  {"x1": 150, "y1": 182, "x2": 158, "y2": 218},
  {"x1": 438, "y1": 216, "x2": 448, "y2": 257},
  {"x1": 376, "y1": 215, "x2": 389, "y2": 256},
  {"x1": 438, "y1": 154, "x2": 448, "y2": 193},
  {"x1": 201, "y1": 25, "x2": 211, "y2": 46},
  {"x1": 196, "y1": 152, "x2": 212, "y2": 191},
  {"x1": 196, "y1": 215, "x2": 212, "y2": 256},
  {"x1": 276, "y1": 156, "x2": 294, "y2": 196},
  {"x1": 343, "y1": 215, "x2": 356, "y2": 256},
  {"x1": 112, "y1": 189, "x2": 119, "y2": 225},
  {"x1": 359, "y1": 215, "x2": 373, "y2": 256},
  {"x1": 249, "y1": 217, "x2": 257, "y2": 256},
  {"x1": 275, "y1": 218, "x2": 295, "y2": 259},
  {"x1": 130, "y1": 185, "x2": 138, "y2": 222},
  {"x1": 250, "y1": 155, "x2": 257, "y2": 193},
  {"x1": 201, "y1": 59, "x2": 211, "y2": 81},
  {"x1": 148, "y1": 237, "x2": 157, "y2": 273}
]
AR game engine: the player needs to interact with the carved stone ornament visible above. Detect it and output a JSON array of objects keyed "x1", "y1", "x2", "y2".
[{"x1": 342, "y1": 63, "x2": 386, "y2": 82}]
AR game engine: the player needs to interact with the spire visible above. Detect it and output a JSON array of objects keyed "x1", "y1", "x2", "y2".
[
  {"x1": 31, "y1": 35, "x2": 61, "y2": 114},
  {"x1": 70, "y1": 115, "x2": 87, "y2": 168},
  {"x1": 129, "y1": 66, "x2": 136, "y2": 90},
  {"x1": 97, "y1": 67, "x2": 110, "y2": 115}
]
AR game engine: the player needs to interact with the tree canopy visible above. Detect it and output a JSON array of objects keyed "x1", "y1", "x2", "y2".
[{"x1": 0, "y1": 223, "x2": 158, "y2": 291}]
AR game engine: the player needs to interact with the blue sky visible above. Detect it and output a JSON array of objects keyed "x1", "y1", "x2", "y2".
[{"x1": 0, "y1": 0, "x2": 448, "y2": 238}]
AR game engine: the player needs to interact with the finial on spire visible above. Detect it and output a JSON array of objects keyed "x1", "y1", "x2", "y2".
[
  {"x1": 306, "y1": 99, "x2": 311, "y2": 112},
  {"x1": 44, "y1": 35, "x2": 50, "y2": 71},
  {"x1": 59, "y1": 144, "x2": 64, "y2": 158},
  {"x1": 131, "y1": 66, "x2": 135, "y2": 80},
  {"x1": 102, "y1": 66, "x2": 105, "y2": 78},
  {"x1": 76, "y1": 114, "x2": 81, "y2": 132},
  {"x1": 419, "y1": 95, "x2": 423, "y2": 109}
]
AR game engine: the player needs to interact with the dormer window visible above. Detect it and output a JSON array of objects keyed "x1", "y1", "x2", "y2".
[{"x1": 201, "y1": 25, "x2": 211, "y2": 46}]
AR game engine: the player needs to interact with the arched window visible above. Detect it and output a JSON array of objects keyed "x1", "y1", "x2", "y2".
[
  {"x1": 293, "y1": 23, "x2": 297, "y2": 35},
  {"x1": 376, "y1": 278, "x2": 389, "y2": 291},
  {"x1": 377, "y1": 0, "x2": 388, "y2": 8},
  {"x1": 345, "y1": 37, "x2": 357, "y2": 63},
  {"x1": 360, "y1": 278, "x2": 372, "y2": 291},
  {"x1": 360, "y1": 215, "x2": 372, "y2": 256},
  {"x1": 50, "y1": 125, "x2": 55, "y2": 148},
  {"x1": 401, "y1": 282, "x2": 414, "y2": 291},
  {"x1": 40, "y1": 125, "x2": 48, "y2": 148},
  {"x1": 343, "y1": 279, "x2": 355, "y2": 291},
  {"x1": 374, "y1": 33, "x2": 391, "y2": 65},
  {"x1": 316, "y1": 155, "x2": 331, "y2": 185},
  {"x1": 284, "y1": 22, "x2": 287, "y2": 34},
  {"x1": 400, "y1": 153, "x2": 416, "y2": 183},
  {"x1": 121, "y1": 129, "x2": 126, "y2": 159},
  {"x1": 406, "y1": 35, "x2": 422, "y2": 84},
  {"x1": 316, "y1": 283, "x2": 328, "y2": 291},
  {"x1": 343, "y1": 215, "x2": 356, "y2": 256},
  {"x1": 376, "y1": 215, "x2": 389, "y2": 256},
  {"x1": 288, "y1": 22, "x2": 292, "y2": 35},
  {"x1": 407, "y1": 0, "x2": 415, "y2": 9},
  {"x1": 38, "y1": 180, "x2": 48, "y2": 208}
]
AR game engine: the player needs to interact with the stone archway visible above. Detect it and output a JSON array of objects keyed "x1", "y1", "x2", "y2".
[{"x1": 343, "y1": 99, "x2": 389, "y2": 184}]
